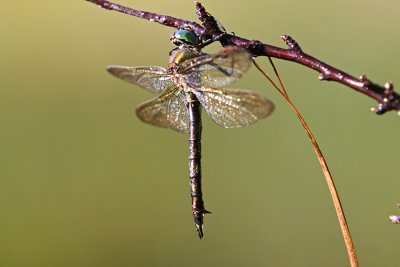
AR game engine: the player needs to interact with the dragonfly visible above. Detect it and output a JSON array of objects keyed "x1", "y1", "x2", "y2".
[{"x1": 107, "y1": 28, "x2": 275, "y2": 238}]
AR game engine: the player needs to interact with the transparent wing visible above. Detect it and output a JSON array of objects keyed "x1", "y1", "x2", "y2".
[
  {"x1": 179, "y1": 47, "x2": 253, "y2": 88},
  {"x1": 135, "y1": 87, "x2": 189, "y2": 133},
  {"x1": 192, "y1": 87, "x2": 274, "y2": 128},
  {"x1": 107, "y1": 66, "x2": 174, "y2": 93}
]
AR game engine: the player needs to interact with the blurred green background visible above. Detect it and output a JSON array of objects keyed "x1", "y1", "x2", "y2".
[{"x1": 1, "y1": 0, "x2": 400, "y2": 266}]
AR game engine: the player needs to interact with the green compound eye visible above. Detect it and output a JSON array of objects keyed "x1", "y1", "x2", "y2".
[{"x1": 170, "y1": 28, "x2": 199, "y2": 46}]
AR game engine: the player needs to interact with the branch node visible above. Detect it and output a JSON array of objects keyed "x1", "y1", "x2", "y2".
[
  {"x1": 384, "y1": 81, "x2": 394, "y2": 95},
  {"x1": 247, "y1": 40, "x2": 265, "y2": 55},
  {"x1": 318, "y1": 73, "x2": 330, "y2": 81},
  {"x1": 359, "y1": 74, "x2": 370, "y2": 86}
]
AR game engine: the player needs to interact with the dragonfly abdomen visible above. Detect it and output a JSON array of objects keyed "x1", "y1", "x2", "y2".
[{"x1": 187, "y1": 92, "x2": 209, "y2": 238}]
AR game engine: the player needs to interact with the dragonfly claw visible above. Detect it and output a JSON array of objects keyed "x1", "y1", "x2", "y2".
[
  {"x1": 195, "y1": 223, "x2": 204, "y2": 239},
  {"x1": 194, "y1": 209, "x2": 211, "y2": 239}
]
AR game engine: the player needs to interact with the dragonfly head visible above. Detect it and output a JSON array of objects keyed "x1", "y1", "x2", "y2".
[{"x1": 170, "y1": 28, "x2": 200, "y2": 47}]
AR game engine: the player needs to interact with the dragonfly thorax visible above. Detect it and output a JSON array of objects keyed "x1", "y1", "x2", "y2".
[{"x1": 168, "y1": 47, "x2": 202, "y2": 74}]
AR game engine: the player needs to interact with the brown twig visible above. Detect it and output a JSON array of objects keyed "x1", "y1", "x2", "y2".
[{"x1": 86, "y1": 0, "x2": 400, "y2": 115}]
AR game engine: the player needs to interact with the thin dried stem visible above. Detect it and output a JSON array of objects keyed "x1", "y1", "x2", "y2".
[{"x1": 253, "y1": 59, "x2": 359, "y2": 267}]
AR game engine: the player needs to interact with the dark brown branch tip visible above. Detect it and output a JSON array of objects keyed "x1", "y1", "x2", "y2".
[
  {"x1": 194, "y1": 1, "x2": 206, "y2": 21},
  {"x1": 194, "y1": 1, "x2": 226, "y2": 45},
  {"x1": 371, "y1": 90, "x2": 400, "y2": 115},
  {"x1": 373, "y1": 81, "x2": 399, "y2": 115},
  {"x1": 389, "y1": 215, "x2": 400, "y2": 223},
  {"x1": 389, "y1": 201, "x2": 400, "y2": 224}
]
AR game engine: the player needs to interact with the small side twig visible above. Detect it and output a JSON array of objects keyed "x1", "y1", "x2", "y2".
[{"x1": 281, "y1": 35, "x2": 303, "y2": 52}]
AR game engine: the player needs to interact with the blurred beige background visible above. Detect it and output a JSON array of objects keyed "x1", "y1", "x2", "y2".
[{"x1": 1, "y1": 0, "x2": 400, "y2": 266}]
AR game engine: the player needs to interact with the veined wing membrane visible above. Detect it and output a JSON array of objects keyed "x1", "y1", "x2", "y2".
[
  {"x1": 192, "y1": 87, "x2": 274, "y2": 128},
  {"x1": 179, "y1": 47, "x2": 253, "y2": 88},
  {"x1": 136, "y1": 87, "x2": 190, "y2": 133},
  {"x1": 107, "y1": 66, "x2": 174, "y2": 93}
]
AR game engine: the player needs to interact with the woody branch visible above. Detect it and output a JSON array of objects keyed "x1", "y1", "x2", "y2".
[{"x1": 86, "y1": 0, "x2": 400, "y2": 115}]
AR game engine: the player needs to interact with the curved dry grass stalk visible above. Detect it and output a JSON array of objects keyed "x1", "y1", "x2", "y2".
[{"x1": 253, "y1": 58, "x2": 359, "y2": 267}]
